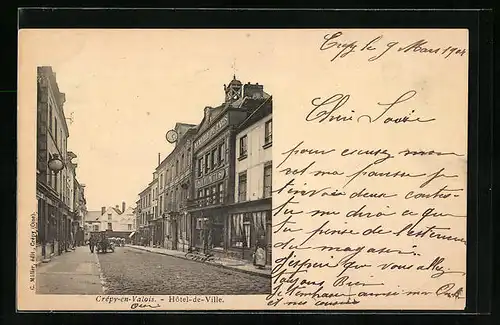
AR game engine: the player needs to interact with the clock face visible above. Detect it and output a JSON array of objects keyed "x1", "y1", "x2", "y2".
[{"x1": 166, "y1": 130, "x2": 178, "y2": 143}]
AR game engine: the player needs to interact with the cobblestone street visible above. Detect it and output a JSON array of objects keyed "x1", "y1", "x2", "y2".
[{"x1": 97, "y1": 246, "x2": 271, "y2": 295}]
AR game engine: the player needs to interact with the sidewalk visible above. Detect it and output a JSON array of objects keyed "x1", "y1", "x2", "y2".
[
  {"x1": 36, "y1": 246, "x2": 104, "y2": 294},
  {"x1": 127, "y1": 245, "x2": 271, "y2": 278}
]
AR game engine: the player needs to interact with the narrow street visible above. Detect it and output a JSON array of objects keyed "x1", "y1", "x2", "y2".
[
  {"x1": 36, "y1": 245, "x2": 271, "y2": 295},
  {"x1": 98, "y1": 246, "x2": 271, "y2": 295}
]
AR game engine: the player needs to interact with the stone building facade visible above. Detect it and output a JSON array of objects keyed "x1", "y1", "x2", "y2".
[
  {"x1": 36, "y1": 66, "x2": 86, "y2": 262},
  {"x1": 187, "y1": 76, "x2": 272, "y2": 261}
]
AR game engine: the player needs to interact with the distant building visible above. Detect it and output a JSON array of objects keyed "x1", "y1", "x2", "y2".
[
  {"x1": 85, "y1": 210, "x2": 102, "y2": 234},
  {"x1": 133, "y1": 198, "x2": 141, "y2": 244},
  {"x1": 137, "y1": 183, "x2": 153, "y2": 245},
  {"x1": 73, "y1": 178, "x2": 87, "y2": 245},
  {"x1": 84, "y1": 203, "x2": 136, "y2": 237},
  {"x1": 154, "y1": 123, "x2": 196, "y2": 251}
]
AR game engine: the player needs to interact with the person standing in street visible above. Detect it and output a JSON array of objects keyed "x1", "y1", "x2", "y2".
[
  {"x1": 89, "y1": 234, "x2": 95, "y2": 253},
  {"x1": 253, "y1": 235, "x2": 267, "y2": 269}
]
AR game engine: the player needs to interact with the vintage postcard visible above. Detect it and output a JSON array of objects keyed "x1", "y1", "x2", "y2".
[{"x1": 18, "y1": 29, "x2": 468, "y2": 310}]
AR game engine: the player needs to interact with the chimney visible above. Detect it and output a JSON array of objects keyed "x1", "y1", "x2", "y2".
[
  {"x1": 243, "y1": 83, "x2": 264, "y2": 99},
  {"x1": 101, "y1": 206, "x2": 106, "y2": 215},
  {"x1": 122, "y1": 201, "x2": 126, "y2": 213},
  {"x1": 158, "y1": 153, "x2": 161, "y2": 166}
]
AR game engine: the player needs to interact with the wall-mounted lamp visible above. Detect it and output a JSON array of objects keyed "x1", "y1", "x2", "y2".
[{"x1": 48, "y1": 154, "x2": 65, "y2": 175}]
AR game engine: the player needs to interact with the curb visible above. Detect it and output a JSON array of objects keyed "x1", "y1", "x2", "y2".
[
  {"x1": 127, "y1": 246, "x2": 271, "y2": 279},
  {"x1": 93, "y1": 252, "x2": 108, "y2": 294}
]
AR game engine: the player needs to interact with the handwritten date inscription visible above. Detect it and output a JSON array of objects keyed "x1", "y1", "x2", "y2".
[
  {"x1": 271, "y1": 34, "x2": 467, "y2": 309},
  {"x1": 320, "y1": 31, "x2": 467, "y2": 63}
]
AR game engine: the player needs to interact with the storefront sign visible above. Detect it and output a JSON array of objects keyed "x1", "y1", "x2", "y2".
[
  {"x1": 195, "y1": 168, "x2": 226, "y2": 188},
  {"x1": 194, "y1": 114, "x2": 229, "y2": 151}
]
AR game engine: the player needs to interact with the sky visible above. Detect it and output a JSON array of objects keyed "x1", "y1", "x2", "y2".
[{"x1": 33, "y1": 29, "x2": 288, "y2": 211}]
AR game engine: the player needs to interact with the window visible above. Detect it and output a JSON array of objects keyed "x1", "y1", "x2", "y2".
[
  {"x1": 211, "y1": 186, "x2": 217, "y2": 204},
  {"x1": 181, "y1": 154, "x2": 185, "y2": 171},
  {"x1": 160, "y1": 174, "x2": 163, "y2": 189},
  {"x1": 175, "y1": 160, "x2": 179, "y2": 176},
  {"x1": 265, "y1": 119, "x2": 272, "y2": 145},
  {"x1": 198, "y1": 190, "x2": 203, "y2": 206},
  {"x1": 54, "y1": 118, "x2": 58, "y2": 144},
  {"x1": 205, "y1": 188, "x2": 211, "y2": 205},
  {"x1": 204, "y1": 153, "x2": 211, "y2": 173},
  {"x1": 211, "y1": 149, "x2": 217, "y2": 168},
  {"x1": 196, "y1": 218, "x2": 204, "y2": 230},
  {"x1": 264, "y1": 164, "x2": 272, "y2": 198},
  {"x1": 230, "y1": 214, "x2": 250, "y2": 248},
  {"x1": 93, "y1": 225, "x2": 99, "y2": 231},
  {"x1": 48, "y1": 107, "x2": 53, "y2": 131},
  {"x1": 218, "y1": 142, "x2": 225, "y2": 165},
  {"x1": 239, "y1": 135, "x2": 248, "y2": 157},
  {"x1": 219, "y1": 183, "x2": 224, "y2": 203},
  {"x1": 108, "y1": 213, "x2": 112, "y2": 221},
  {"x1": 128, "y1": 224, "x2": 132, "y2": 231},
  {"x1": 197, "y1": 157, "x2": 203, "y2": 177},
  {"x1": 107, "y1": 223, "x2": 112, "y2": 230},
  {"x1": 238, "y1": 172, "x2": 247, "y2": 202}
]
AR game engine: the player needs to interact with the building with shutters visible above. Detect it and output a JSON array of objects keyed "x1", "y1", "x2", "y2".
[
  {"x1": 137, "y1": 183, "x2": 153, "y2": 246},
  {"x1": 154, "y1": 123, "x2": 197, "y2": 251},
  {"x1": 186, "y1": 75, "x2": 272, "y2": 261},
  {"x1": 228, "y1": 101, "x2": 272, "y2": 265},
  {"x1": 36, "y1": 66, "x2": 85, "y2": 262}
]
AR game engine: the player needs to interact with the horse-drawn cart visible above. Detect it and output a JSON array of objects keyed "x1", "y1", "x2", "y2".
[{"x1": 93, "y1": 231, "x2": 115, "y2": 254}]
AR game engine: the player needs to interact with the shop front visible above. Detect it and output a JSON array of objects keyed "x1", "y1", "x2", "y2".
[
  {"x1": 190, "y1": 208, "x2": 228, "y2": 256},
  {"x1": 227, "y1": 199, "x2": 272, "y2": 265},
  {"x1": 36, "y1": 183, "x2": 61, "y2": 262}
]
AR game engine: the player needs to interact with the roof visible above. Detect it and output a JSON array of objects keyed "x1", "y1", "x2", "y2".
[
  {"x1": 228, "y1": 75, "x2": 242, "y2": 85},
  {"x1": 237, "y1": 96, "x2": 273, "y2": 131},
  {"x1": 112, "y1": 207, "x2": 123, "y2": 215},
  {"x1": 175, "y1": 122, "x2": 197, "y2": 129},
  {"x1": 156, "y1": 125, "x2": 197, "y2": 170},
  {"x1": 86, "y1": 211, "x2": 101, "y2": 222}
]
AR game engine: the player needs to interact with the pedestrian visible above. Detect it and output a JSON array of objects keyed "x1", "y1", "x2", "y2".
[
  {"x1": 253, "y1": 236, "x2": 266, "y2": 269},
  {"x1": 89, "y1": 234, "x2": 95, "y2": 253}
]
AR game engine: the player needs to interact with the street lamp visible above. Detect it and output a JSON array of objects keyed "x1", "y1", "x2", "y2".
[
  {"x1": 48, "y1": 154, "x2": 65, "y2": 175},
  {"x1": 47, "y1": 153, "x2": 65, "y2": 254}
]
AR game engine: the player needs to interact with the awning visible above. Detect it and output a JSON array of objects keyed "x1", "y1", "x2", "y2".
[{"x1": 128, "y1": 231, "x2": 136, "y2": 238}]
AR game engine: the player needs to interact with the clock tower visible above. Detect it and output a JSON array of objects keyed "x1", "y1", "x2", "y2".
[{"x1": 223, "y1": 75, "x2": 242, "y2": 103}]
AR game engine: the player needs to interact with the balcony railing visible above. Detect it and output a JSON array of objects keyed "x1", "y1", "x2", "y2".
[{"x1": 186, "y1": 195, "x2": 225, "y2": 209}]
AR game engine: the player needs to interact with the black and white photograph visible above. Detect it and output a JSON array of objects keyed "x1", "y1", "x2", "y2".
[
  {"x1": 32, "y1": 31, "x2": 272, "y2": 296},
  {"x1": 18, "y1": 26, "x2": 471, "y2": 311}
]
